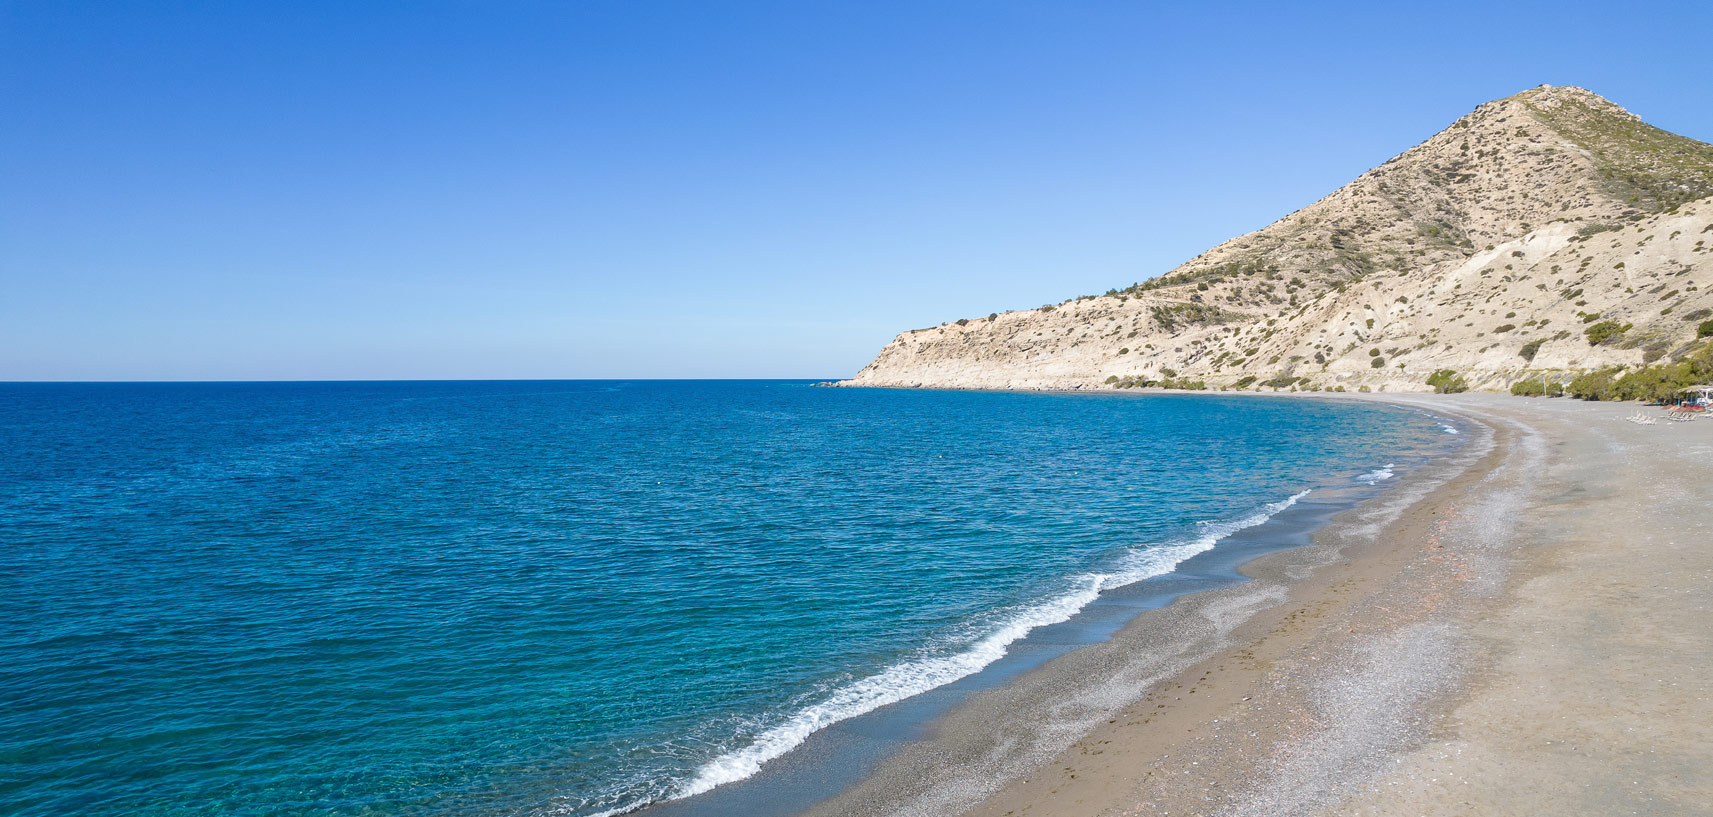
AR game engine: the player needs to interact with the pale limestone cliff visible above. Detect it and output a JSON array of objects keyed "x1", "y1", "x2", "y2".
[{"x1": 843, "y1": 86, "x2": 1713, "y2": 393}]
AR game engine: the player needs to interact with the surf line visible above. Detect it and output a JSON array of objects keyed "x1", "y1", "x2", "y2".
[{"x1": 659, "y1": 489, "x2": 1312, "y2": 806}]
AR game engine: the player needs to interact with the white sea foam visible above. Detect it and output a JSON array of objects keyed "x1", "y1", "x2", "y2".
[
  {"x1": 669, "y1": 576, "x2": 1105, "y2": 800},
  {"x1": 1356, "y1": 464, "x2": 1395, "y2": 485},
  {"x1": 1100, "y1": 489, "x2": 1311, "y2": 590},
  {"x1": 1411, "y1": 408, "x2": 1461, "y2": 435},
  {"x1": 665, "y1": 489, "x2": 1311, "y2": 804}
]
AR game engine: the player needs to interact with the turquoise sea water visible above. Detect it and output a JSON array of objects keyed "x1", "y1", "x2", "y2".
[{"x1": 0, "y1": 381, "x2": 1452, "y2": 816}]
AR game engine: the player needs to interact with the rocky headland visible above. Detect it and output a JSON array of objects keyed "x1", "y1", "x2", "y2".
[{"x1": 843, "y1": 86, "x2": 1713, "y2": 394}]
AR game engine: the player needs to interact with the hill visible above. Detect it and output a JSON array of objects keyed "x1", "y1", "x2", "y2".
[{"x1": 841, "y1": 86, "x2": 1713, "y2": 393}]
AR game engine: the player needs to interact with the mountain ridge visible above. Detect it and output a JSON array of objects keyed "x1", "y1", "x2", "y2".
[{"x1": 842, "y1": 86, "x2": 1713, "y2": 393}]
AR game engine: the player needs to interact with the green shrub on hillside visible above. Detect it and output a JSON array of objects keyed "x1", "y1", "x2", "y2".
[
  {"x1": 1426, "y1": 369, "x2": 1470, "y2": 393},
  {"x1": 1519, "y1": 339, "x2": 1545, "y2": 362},
  {"x1": 1699, "y1": 319, "x2": 1713, "y2": 338},
  {"x1": 1583, "y1": 320, "x2": 1630, "y2": 346},
  {"x1": 1150, "y1": 303, "x2": 1238, "y2": 331}
]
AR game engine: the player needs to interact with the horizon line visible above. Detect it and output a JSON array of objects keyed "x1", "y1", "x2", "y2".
[{"x1": 0, "y1": 377, "x2": 845, "y2": 385}]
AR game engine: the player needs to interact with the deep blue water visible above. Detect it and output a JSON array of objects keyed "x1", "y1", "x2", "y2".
[{"x1": 0, "y1": 381, "x2": 1451, "y2": 817}]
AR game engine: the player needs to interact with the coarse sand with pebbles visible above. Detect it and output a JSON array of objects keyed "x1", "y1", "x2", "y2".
[{"x1": 806, "y1": 395, "x2": 1712, "y2": 817}]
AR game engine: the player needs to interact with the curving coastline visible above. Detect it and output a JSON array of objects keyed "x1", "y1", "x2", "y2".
[
  {"x1": 633, "y1": 393, "x2": 1466, "y2": 817},
  {"x1": 794, "y1": 393, "x2": 1497, "y2": 817},
  {"x1": 663, "y1": 491, "x2": 1313, "y2": 807},
  {"x1": 801, "y1": 393, "x2": 1712, "y2": 817}
]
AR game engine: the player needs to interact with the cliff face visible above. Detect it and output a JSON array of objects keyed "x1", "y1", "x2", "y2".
[{"x1": 843, "y1": 86, "x2": 1713, "y2": 392}]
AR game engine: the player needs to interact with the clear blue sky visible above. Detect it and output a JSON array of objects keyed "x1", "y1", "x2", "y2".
[{"x1": 4, "y1": 0, "x2": 1711, "y2": 380}]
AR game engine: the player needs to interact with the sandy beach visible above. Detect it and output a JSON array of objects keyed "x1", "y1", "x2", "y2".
[{"x1": 802, "y1": 395, "x2": 1713, "y2": 817}]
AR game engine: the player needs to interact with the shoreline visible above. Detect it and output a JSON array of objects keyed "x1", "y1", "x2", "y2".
[
  {"x1": 633, "y1": 392, "x2": 1470, "y2": 817},
  {"x1": 638, "y1": 391, "x2": 1712, "y2": 817},
  {"x1": 797, "y1": 392, "x2": 1711, "y2": 816},
  {"x1": 947, "y1": 394, "x2": 1513, "y2": 817},
  {"x1": 789, "y1": 395, "x2": 1499, "y2": 817}
]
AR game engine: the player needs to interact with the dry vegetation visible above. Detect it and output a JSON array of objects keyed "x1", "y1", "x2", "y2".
[{"x1": 845, "y1": 86, "x2": 1713, "y2": 394}]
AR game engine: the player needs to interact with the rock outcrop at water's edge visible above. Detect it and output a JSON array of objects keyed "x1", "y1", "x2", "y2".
[{"x1": 842, "y1": 86, "x2": 1713, "y2": 393}]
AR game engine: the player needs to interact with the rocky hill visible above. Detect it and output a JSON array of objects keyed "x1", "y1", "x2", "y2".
[{"x1": 841, "y1": 86, "x2": 1713, "y2": 393}]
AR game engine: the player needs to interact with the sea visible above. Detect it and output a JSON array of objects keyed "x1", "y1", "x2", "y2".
[{"x1": 0, "y1": 381, "x2": 1458, "y2": 817}]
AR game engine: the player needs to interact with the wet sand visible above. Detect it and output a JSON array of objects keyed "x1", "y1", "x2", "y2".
[{"x1": 805, "y1": 395, "x2": 1713, "y2": 817}]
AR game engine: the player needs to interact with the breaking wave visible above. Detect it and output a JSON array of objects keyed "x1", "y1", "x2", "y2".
[{"x1": 659, "y1": 490, "x2": 1312, "y2": 806}]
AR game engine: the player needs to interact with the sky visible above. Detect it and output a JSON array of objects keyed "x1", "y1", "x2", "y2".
[{"x1": 4, "y1": 1, "x2": 1712, "y2": 381}]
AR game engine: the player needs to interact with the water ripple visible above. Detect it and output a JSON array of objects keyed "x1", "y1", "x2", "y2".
[{"x1": 0, "y1": 381, "x2": 1445, "y2": 817}]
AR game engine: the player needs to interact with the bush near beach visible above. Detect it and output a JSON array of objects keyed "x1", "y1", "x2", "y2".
[
  {"x1": 1426, "y1": 369, "x2": 1470, "y2": 393},
  {"x1": 1566, "y1": 341, "x2": 1713, "y2": 401},
  {"x1": 1510, "y1": 379, "x2": 1565, "y2": 397}
]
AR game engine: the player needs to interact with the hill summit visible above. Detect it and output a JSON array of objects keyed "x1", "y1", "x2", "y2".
[{"x1": 842, "y1": 86, "x2": 1713, "y2": 393}]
